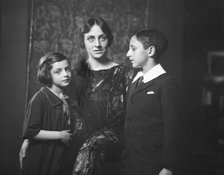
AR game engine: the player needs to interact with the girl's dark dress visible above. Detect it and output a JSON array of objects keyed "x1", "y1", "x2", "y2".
[
  {"x1": 72, "y1": 65, "x2": 132, "y2": 175},
  {"x1": 22, "y1": 87, "x2": 74, "y2": 175}
]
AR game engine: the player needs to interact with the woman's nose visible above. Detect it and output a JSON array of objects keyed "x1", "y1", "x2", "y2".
[{"x1": 95, "y1": 39, "x2": 101, "y2": 47}]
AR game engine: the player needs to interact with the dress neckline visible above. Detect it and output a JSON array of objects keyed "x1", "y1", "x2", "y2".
[{"x1": 90, "y1": 64, "x2": 119, "y2": 72}]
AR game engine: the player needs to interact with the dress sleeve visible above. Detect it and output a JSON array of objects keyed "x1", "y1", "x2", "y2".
[
  {"x1": 124, "y1": 67, "x2": 135, "y2": 88},
  {"x1": 22, "y1": 92, "x2": 45, "y2": 139},
  {"x1": 107, "y1": 67, "x2": 127, "y2": 130}
]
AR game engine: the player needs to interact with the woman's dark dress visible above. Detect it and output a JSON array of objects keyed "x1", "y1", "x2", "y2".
[
  {"x1": 22, "y1": 87, "x2": 74, "y2": 175},
  {"x1": 72, "y1": 65, "x2": 132, "y2": 175}
]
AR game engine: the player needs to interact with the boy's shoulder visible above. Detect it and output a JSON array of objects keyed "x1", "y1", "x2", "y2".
[
  {"x1": 156, "y1": 73, "x2": 180, "y2": 89},
  {"x1": 152, "y1": 72, "x2": 173, "y2": 81}
]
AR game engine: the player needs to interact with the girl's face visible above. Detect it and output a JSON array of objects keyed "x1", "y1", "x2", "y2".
[
  {"x1": 50, "y1": 59, "x2": 71, "y2": 88},
  {"x1": 84, "y1": 24, "x2": 109, "y2": 60},
  {"x1": 126, "y1": 35, "x2": 149, "y2": 69}
]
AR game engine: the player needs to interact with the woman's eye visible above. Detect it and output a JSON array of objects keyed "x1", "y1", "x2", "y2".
[
  {"x1": 87, "y1": 37, "x2": 95, "y2": 42},
  {"x1": 100, "y1": 35, "x2": 107, "y2": 41}
]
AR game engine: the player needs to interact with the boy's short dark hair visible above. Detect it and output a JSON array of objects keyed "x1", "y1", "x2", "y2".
[
  {"x1": 132, "y1": 29, "x2": 168, "y2": 61},
  {"x1": 37, "y1": 52, "x2": 70, "y2": 86},
  {"x1": 79, "y1": 17, "x2": 113, "y2": 48}
]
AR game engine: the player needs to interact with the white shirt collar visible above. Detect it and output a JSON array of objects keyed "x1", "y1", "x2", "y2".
[{"x1": 132, "y1": 64, "x2": 166, "y2": 83}]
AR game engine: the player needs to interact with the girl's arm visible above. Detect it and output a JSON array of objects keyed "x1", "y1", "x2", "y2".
[
  {"x1": 19, "y1": 139, "x2": 29, "y2": 169},
  {"x1": 34, "y1": 130, "x2": 72, "y2": 145},
  {"x1": 23, "y1": 91, "x2": 72, "y2": 144},
  {"x1": 19, "y1": 130, "x2": 72, "y2": 169}
]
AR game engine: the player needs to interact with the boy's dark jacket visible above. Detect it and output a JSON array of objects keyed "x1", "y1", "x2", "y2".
[{"x1": 125, "y1": 73, "x2": 182, "y2": 174}]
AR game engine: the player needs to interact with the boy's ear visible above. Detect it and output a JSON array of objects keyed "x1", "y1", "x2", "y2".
[{"x1": 147, "y1": 46, "x2": 155, "y2": 57}]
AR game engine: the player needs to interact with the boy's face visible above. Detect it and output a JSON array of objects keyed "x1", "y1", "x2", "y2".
[
  {"x1": 50, "y1": 59, "x2": 71, "y2": 88},
  {"x1": 126, "y1": 35, "x2": 149, "y2": 69}
]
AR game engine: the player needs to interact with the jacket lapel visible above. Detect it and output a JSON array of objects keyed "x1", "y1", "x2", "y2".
[
  {"x1": 128, "y1": 72, "x2": 166, "y2": 103},
  {"x1": 130, "y1": 80, "x2": 154, "y2": 99}
]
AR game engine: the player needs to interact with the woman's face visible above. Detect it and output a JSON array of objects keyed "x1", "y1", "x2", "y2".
[{"x1": 84, "y1": 24, "x2": 109, "y2": 60}]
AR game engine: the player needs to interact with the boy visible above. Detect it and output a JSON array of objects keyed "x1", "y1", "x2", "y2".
[{"x1": 125, "y1": 29, "x2": 181, "y2": 175}]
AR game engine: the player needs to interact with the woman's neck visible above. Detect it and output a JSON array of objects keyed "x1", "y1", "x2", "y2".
[{"x1": 87, "y1": 56, "x2": 118, "y2": 71}]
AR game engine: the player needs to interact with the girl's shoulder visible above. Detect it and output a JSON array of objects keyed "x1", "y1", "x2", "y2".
[
  {"x1": 28, "y1": 87, "x2": 47, "y2": 107},
  {"x1": 29, "y1": 87, "x2": 64, "y2": 107},
  {"x1": 29, "y1": 87, "x2": 45, "y2": 100}
]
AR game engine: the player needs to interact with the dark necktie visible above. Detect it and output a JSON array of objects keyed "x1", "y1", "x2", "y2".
[{"x1": 135, "y1": 76, "x2": 144, "y2": 88}]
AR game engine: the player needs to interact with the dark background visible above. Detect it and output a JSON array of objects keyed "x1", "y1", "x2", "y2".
[{"x1": 1, "y1": 0, "x2": 224, "y2": 174}]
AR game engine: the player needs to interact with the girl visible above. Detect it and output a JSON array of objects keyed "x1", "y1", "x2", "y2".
[{"x1": 21, "y1": 52, "x2": 74, "y2": 175}]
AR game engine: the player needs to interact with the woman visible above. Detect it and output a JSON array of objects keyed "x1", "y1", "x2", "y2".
[{"x1": 71, "y1": 17, "x2": 133, "y2": 175}]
